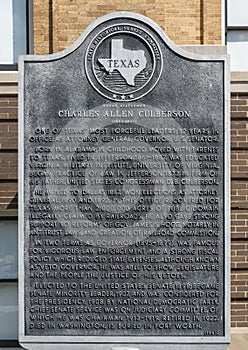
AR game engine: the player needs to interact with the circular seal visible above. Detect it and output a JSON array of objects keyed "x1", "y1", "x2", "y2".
[{"x1": 85, "y1": 24, "x2": 163, "y2": 101}]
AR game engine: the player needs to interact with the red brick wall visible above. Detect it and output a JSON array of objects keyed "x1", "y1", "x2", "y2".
[
  {"x1": 231, "y1": 93, "x2": 248, "y2": 327},
  {"x1": 0, "y1": 95, "x2": 18, "y2": 210}
]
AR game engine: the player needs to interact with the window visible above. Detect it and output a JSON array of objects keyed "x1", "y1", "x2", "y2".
[
  {"x1": 0, "y1": 221, "x2": 18, "y2": 280},
  {"x1": 0, "y1": 283, "x2": 18, "y2": 340},
  {"x1": 0, "y1": 0, "x2": 32, "y2": 69},
  {"x1": 0, "y1": 220, "x2": 18, "y2": 342},
  {"x1": 227, "y1": 0, "x2": 248, "y2": 71},
  {"x1": 228, "y1": 0, "x2": 248, "y2": 26}
]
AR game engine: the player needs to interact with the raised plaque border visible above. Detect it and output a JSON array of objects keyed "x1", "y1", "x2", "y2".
[{"x1": 18, "y1": 11, "x2": 230, "y2": 350}]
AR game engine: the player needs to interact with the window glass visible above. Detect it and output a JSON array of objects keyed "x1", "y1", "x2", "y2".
[
  {"x1": 0, "y1": 221, "x2": 18, "y2": 279},
  {"x1": 228, "y1": 0, "x2": 248, "y2": 26},
  {"x1": 227, "y1": 31, "x2": 248, "y2": 71},
  {"x1": 0, "y1": 0, "x2": 27, "y2": 64},
  {"x1": 0, "y1": 283, "x2": 18, "y2": 339}
]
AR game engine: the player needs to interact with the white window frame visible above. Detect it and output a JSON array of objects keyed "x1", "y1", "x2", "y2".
[
  {"x1": 0, "y1": 0, "x2": 33, "y2": 70},
  {"x1": 226, "y1": 0, "x2": 248, "y2": 71}
]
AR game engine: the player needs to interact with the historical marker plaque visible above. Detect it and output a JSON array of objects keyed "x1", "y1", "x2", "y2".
[{"x1": 19, "y1": 12, "x2": 230, "y2": 350}]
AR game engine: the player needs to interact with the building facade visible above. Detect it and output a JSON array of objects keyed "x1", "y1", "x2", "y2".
[{"x1": 0, "y1": 0, "x2": 248, "y2": 349}]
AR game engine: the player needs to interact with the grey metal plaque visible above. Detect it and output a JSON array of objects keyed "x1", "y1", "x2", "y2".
[{"x1": 19, "y1": 12, "x2": 230, "y2": 350}]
